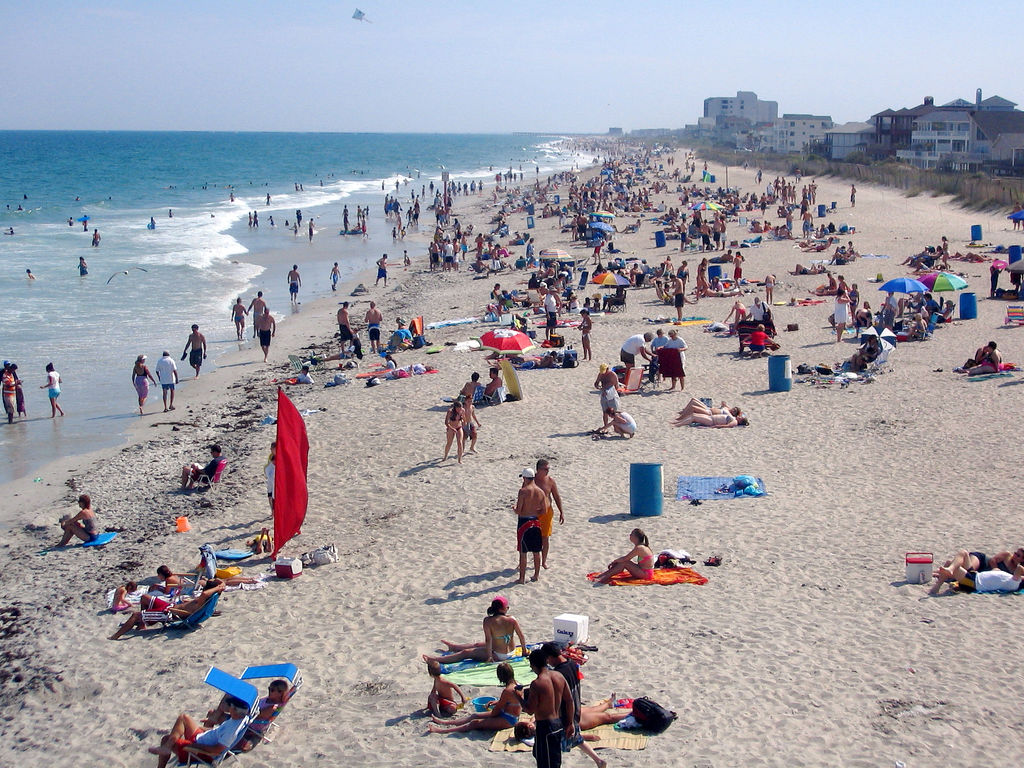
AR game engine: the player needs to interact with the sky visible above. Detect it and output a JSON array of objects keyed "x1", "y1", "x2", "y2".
[{"x1": 2, "y1": 0, "x2": 1021, "y2": 133}]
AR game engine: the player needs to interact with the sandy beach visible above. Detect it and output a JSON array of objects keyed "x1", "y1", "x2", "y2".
[{"x1": 3, "y1": 148, "x2": 1024, "y2": 768}]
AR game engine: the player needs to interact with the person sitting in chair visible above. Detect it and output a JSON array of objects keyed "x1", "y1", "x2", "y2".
[
  {"x1": 109, "y1": 580, "x2": 225, "y2": 641},
  {"x1": 148, "y1": 690, "x2": 250, "y2": 768},
  {"x1": 180, "y1": 445, "x2": 225, "y2": 489}
]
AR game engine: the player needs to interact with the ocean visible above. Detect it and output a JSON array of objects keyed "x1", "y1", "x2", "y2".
[{"x1": 0, "y1": 131, "x2": 591, "y2": 484}]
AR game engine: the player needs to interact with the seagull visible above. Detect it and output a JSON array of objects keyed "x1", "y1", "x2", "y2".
[{"x1": 106, "y1": 266, "x2": 149, "y2": 284}]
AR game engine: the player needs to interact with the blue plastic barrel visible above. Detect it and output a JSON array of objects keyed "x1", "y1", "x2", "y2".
[
  {"x1": 629, "y1": 463, "x2": 663, "y2": 517},
  {"x1": 1009, "y1": 245, "x2": 1022, "y2": 263},
  {"x1": 525, "y1": 204, "x2": 535, "y2": 216},
  {"x1": 707, "y1": 264, "x2": 722, "y2": 280},
  {"x1": 654, "y1": 230, "x2": 666, "y2": 248},
  {"x1": 526, "y1": 216, "x2": 535, "y2": 229},
  {"x1": 768, "y1": 354, "x2": 792, "y2": 392},
  {"x1": 960, "y1": 291, "x2": 978, "y2": 320},
  {"x1": 553, "y1": 194, "x2": 560, "y2": 204},
  {"x1": 708, "y1": 174, "x2": 716, "y2": 183},
  {"x1": 971, "y1": 224, "x2": 982, "y2": 242},
  {"x1": 817, "y1": 204, "x2": 826, "y2": 218}
]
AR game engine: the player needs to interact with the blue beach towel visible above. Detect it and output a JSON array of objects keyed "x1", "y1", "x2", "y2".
[{"x1": 675, "y1": 475, "x2": 767, "y2": 501}]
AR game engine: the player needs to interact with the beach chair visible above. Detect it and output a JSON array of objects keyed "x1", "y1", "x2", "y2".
[
  {"x1": 195, "y1": 459, "x2": 227, "y2": 490},
  {"x1": 868, "y1": 344, "x2": 894, "y2": 374},
  {"x1": 287, "y1": 354, "x2": 326, "y2": 374},
  {"x1": 141, "y1": 591, "x2": 221, "y2": 634},
  {"x1": 179, "y1": 667, "x2": 262, "y2": 766},
  {"x1": 577, "y1": 270, "x2": 589, "y2": 289},
  {"x1": 617, "y1": 366, "x2": 644, "y2": 394},
  {"x1": 238, "y1": 664, "x2": 303, "y2": 745},
  {"x1": 1005, "y1": 305, "x2": 1024, "y2": 326}
]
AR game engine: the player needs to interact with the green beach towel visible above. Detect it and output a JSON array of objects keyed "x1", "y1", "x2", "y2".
[{"x1": 441, "y1": 657, "x2": 536, "y2": 687}]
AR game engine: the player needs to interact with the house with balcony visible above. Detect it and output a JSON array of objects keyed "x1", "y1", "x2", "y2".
[
  {"x1": 896, "y1": 110, "x2": 972, "y2": 169},
  {"x1": 770, "y1": 114, "x2": 834, "y2": 153},
  {"x1": 825, "y1": 122, "x2": 874, "y2": 160}
]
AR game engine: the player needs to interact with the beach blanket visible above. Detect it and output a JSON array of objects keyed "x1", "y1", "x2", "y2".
[
  {"x1": 489, "y1": 723, "x2": 647, "y2": 752},
  {"x1": 426, "y1": 317, "x2": 479, "y2": 329},
  {"x1": 587, "y1": 567, "x2": 707, "y2": 586},
  {"x1": 966, "y1": 372, "x2": 1014, "y2": 381},
  {"x1": 441, "y1": 657, "x2": 536, "y2": 687},
  {"x1": 675, "y1": 475, "x2": 767, "y2": 501}
]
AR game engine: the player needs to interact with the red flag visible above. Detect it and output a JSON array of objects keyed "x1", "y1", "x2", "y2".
[{"x1": 272, "y1": 389, "x2": 309, "y2": 558}]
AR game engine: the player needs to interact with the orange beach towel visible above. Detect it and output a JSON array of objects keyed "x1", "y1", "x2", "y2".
[{"x1": 586, "y1": 567, "x2": 708, "y2": 586}]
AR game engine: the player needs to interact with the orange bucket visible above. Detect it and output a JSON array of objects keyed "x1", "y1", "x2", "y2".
[{"x1": 175, "y1": 516, "x2": 191, "y2": 533}]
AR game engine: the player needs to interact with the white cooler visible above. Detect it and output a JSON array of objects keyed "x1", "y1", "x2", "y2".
[
  {"x1": 553, "y1": 613, "x2": 589, "y2": 644},
  {"x1": 275, "y1": 557, "x2": 303, "y2": 579},
  {"x1": 905, "y1": 552, "x2": 932, "y2": 584}
]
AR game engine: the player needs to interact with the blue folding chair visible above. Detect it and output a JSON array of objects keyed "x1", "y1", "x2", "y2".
[
  {"x1": 238, "y1": 664, "x2": 303, "y2": 745},
  {"x1": 180, "y1": 667, "x2": 260, "y2": 766}
]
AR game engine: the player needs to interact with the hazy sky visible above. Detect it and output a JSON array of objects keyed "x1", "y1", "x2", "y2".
[{"x1": 2, "y1": 0, "x2": 1020, "y2": 133}]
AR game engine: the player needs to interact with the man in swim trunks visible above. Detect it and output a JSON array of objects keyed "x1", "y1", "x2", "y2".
[
  {"x1": 181, "y1": 324, "x2": 207, "y2": 378},
  {"x1": 929, "y1": 547, "x2": 1024, "y2": 594},
  {"x1": 148, "y1": 692, "x2": 250, "y2": 768},
  {"x1": 934, "y1": 562, "x2": 1024, "y2": 595},
  {"x1": 365, "y1": 301, "x2": 383, "y2": 354},
  {"x1": 516, "y1": 648, "x2": 573, "y2": 768},
  {"x1": 515, "y1": 468, "x2": 546, "y2": 584},
  {"x1": 375, "y1": 253, "x2": 388, "y2": 287},
  {"x1": 155, "y1": 351, "x2": 179, "y2": 412},
  {"x1": 534, "y1": 459, "x2": 564, "y2": 570},
  {"x1": 337, "y1": 301, "x2": 354, "y2": 346},
  {"x1": 255, "y1": 309, "x2": 276, "y2": 362},
  {"x1": 287, "y1": 265, "x2": 301, "y2": 305},
  {"x1": 542, "y1": 643, "x2": 605, "y2": 768}
]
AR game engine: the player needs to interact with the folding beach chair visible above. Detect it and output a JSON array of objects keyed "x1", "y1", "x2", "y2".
[
  {"x1": 179, "y1": 667, "x2": 261, "y2": 766},
  {"x1": 141, "y1": 591, "x2": 221, "y2": 634},
  {"x1": 238, "y1": 664, "x2": 303, "y2": 745},
  {"x1": 577, "y1": 270, "x2": 589, "y2": 289},
  {"x1": 617, "y1": 366, "x2": 644, "y2": 394},
  {"x1": 195, "y1": 459, "x2": 227, "y2": 490},
  {"x1": 1005, "y1": 305, "x2": 1024, "y2": 326}
]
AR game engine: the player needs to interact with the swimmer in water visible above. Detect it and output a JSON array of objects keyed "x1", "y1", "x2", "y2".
[
  {"x1": 78, "y1": 257, "x2": 88, "y2": 276},
  {"x1": 26, "y1": 269, "x2": 35, "y2": 280}
]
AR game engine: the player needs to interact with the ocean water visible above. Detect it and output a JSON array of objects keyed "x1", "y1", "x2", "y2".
[{"x1": 0, "y1": 132, "x2": 591, "y2": 484}]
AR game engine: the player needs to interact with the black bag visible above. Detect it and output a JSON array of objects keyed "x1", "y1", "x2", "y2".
[
  {"x1": 561, "y1": 349, "x2": 578, "y2": 368},
  {"x1": 631, "y1": 697, "x2": 676, "y2": 734}
]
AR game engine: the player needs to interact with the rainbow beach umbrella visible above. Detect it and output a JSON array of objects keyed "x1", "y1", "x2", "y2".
[
  {"x1": 919, "y1": 272, "x2": 968, "y2": 292},
  {"x1": 538, "y1": 248, "x2": 569, "y2": 259},
  {"x1": 591, "y1": 271, "x2": 630, "y2": 287}
]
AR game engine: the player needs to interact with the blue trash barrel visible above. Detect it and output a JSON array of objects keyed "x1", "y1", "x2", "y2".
[
  {"x1": 971, "y1": 224, "x2": 982, "y2": 242},
  {"x1": 654, "y1": 230, "x2": 666, "y2": 248},
  {"x1": 768, "y1": 354, "x2": 792, "y2": 392},
  {"x1": 629, "y1": 463, "x2": 663, "y2": 517},
  {"x1": 708, "y1": 174, "x2": 716, "y2": 183},
  {"x1": 525, "y1": 204, "x2": 535, "y2": 216},
  {"x1": 960, "y1": 291, "x2": 978, "y2": 320},
  {"x1": 817, "y1": 204, "x2": 826, "y2": 218},
  {"x1": 553, "y1": 194, "x2": 560, "y2": 204},
  {"x1": 1009, "y1": 245, "x2": 1022, "y2": 263},
  {"x1": 526, "y1": 216, "x2": 535, "y2": 229},
  {"x1": 707, "y1": 264, "x2": 722, "y2": 280}
]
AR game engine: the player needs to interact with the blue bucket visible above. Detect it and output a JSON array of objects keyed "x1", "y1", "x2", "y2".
[
  {"x1": 960, "y1": 291, "x2": 977, "y2": 320},
  {"x1": 629, "y1": 463, "x2": 663, "y2": 517},
  {"x1": 472, "y1": 696, "x2": 497, "y2": 713},
  {"x1": 768, "y1": 354, "x2": 792, "y2": 392}
]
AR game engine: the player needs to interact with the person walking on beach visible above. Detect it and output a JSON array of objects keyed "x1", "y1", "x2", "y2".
[
  {"x1": 231, "y1": 297, "x2": 248, "y2": 341},
  {"x1": 155, "y1": 350, "x2": 178, "y2": 412},
  {"x1": 40, "y1": 362, "x2": 64, "y2": 418},
  {"x1": 365, "y1": 301, "x2": 383, "y2": 353},
  {"x1": 287, "y1": 265, "x2": 302, "y2": 305},
  {"x1": 248, "y1": 291, "x2": 266, "y2": 339},
  {"x1": 1, "y1": 363, "x2": 16, "y2": 424},
  {"x1": 376, "y1": 254, "x2": 389, "y2": 287},
  {"x1": 515, "y1": 468, "x2": 546, "y2": 584},
  {"x1": 255, "y1": 309, "x2": 276, "y2": 362},
  {"x1": 131, "y1": 354, "x2": 156, "y2": 415},
  {"x1": 850, "y1": 184, "x2": 856, "y2": 208},
  {"x1": 534, "y1": 459, "x2": 564, "y2": 571},
  {"x1": 330, "y1": 262, "x2": 341, "y2": 292},
  {"x1": 307, "y1": 219, "x2": 314, "y2": 242},
  {"x1": 181, "y1": 324, "x2": 207, "y2": 378}
]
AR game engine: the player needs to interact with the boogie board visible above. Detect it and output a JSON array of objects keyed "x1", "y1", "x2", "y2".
[
  {"x1": 425, "y1": 346, "x2": 443, "y2": 354},
  {"x1": 499, "y1": 358, "x2": 523, "y2": 401},
  {"x1": 83, "y1": 532, "x2": 118, "y2": 548},
  {"x1": 214, "y1": 549, "x2": 252, "y2": 560}
]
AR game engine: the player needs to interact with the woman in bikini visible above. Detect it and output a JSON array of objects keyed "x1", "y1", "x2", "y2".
[
  {"x1": 673, "y1": 410, "x2": 748, "y2": 428},
  {"x1": 427, "y1": 662, "x2": 522, "y2": 734},
  {"x1": 673, "y1": 398, "x2": 744, "y2": 423},
  {"x1": 594, "y1": 529, "x2": 655, "y2": 584},
  {"x1": 230, "y1": 297, "x2": 248, "y2": 341},
  {"x1": 442, "y1": 400, "x2": 465, "y2": 464},
  {"x1": 422, "y1": 596, "x2": 526, "y2": 664},
  {"x1": 57, "y1": 494, "x2": 98, "y2": 545}
]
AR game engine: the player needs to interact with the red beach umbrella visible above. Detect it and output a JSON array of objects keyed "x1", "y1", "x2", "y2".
[{"x1": 478, "y1": 328, "x2": 535, "y2": 355}]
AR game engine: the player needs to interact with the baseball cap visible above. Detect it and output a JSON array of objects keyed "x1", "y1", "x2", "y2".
[{"x1": 520, "y1": 468, "x2": 535, "y2": 479}]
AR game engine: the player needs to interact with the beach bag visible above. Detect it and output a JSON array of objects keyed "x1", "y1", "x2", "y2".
[
  {"x1": 301, "y1": 543, "x2": 339, "y2": 567},
  {"x1": 631, "y1": 697, "x2": 676, "y2": 734},
  {"x1": 215, "y1": 566, "x2": 242, "y2": 579},
  {"x1": 561, "y1": 349, "x2": 578, "y2": 368},
  {"x1": 412, "y1": 334, "x2": 427, "y2": 349},
  {"x1": 548, "y1": 333, "x2": 564, "y2": 348}
]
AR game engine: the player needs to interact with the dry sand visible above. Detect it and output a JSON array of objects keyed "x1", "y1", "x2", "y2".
[{"x1": 2, "y1": 151, "x2": 1024, "y2": 767}]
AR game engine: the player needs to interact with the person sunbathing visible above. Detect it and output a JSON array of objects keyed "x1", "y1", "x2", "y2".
[
  {"x1": 928, "y1": 548, "x2": 1024, "y2": 594},
  {"x1": 814, "y1": 273, "x2": 839, "y2": 296},
  {"x1": 57, "y1": 494, "x2": 99, "y2": 546},
  {"x1": 483, "y1": 367, "x2": 503, "y2": 399},
  {"x1": 593, "y1": 528, "x2": 654, "y2": 584},
  {"x1": 931, "y1": 562, "x2": 1024, "y2": 595},
  {"x1": 204, "y1": 678, "x2": 297, "y2": 752},
  {"x1": 149, "y1": 693, "x2": 251, "y2": 768},
  {"x1": 427, "y1": 662, "x2": 522, "y2": 734},
  {"x1": 180, "y1": 445, "x2": 225, "y2": 489},
  {"x1": 791, "y1": 263, "x2": 826, "y2": 276},
  {"x1": 109, "y1": 580, "x2": 225, "y2": 640},
  {"x1": 675, "y1": 397, "x2": 744, "y2": 423},
  {"x1": 422, "y1": 595, "x2": 526, "y2": 664},
  {"x1": 954, "y1": 341, "x2": 1001, "y2": 375},
  {"x1": 673, "y1": 410, "x2": 747, "y2": 427},
  {"x1": 513, "y1": 698, "x2": 632, "y2": 740},
  {"x1": 907, "y1": 313, "x2": 929, "y2": 340}
]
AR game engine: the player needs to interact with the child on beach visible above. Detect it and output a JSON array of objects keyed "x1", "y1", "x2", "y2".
[
  {"x1": 425, "y1": 659, "x2": 465, "y2": 717},
  {"x1": 40, "y1": 362, "x2": 64, "y2": 417}
]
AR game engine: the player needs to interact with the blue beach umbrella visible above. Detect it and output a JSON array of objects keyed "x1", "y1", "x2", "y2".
[
  {"x1": 878, "y1": 276, "x2": 928, "y2": 294},
  {"x1": 75, "y1": 215, "x2": 90, "y2": 222},
  {"x1": 588, "y1": 221, "x2": 614, "y2": 233},
  {"x1": 1007, "y1": 210, "x2": 1024, "y2": 221}
]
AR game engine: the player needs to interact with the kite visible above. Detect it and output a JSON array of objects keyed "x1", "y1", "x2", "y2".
[{"x1": 352, "y1": 8, "x2": 371, "y2": 22}]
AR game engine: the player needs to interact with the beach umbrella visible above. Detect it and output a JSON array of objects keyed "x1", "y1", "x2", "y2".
[
  {"x1": 591, "y1": 211, "x2": 615, "y2": 219},
  {"x1": 880, "y1": 328, "x2": 897, "y2": 350},
  {"x1": 477, "y1": 328, "x2": 535, "y2": 355},
  {"x1": 591, "y1": 271, "x2": 630, "y2": 287},
  {"x1": 919, "y1": 272, "x2": 969, "y2": 292},
  {"x1": 588, "y1": 221, "x2": 614, "y2": 233},
  {"x1": 1007, "y1": 210, "x2": 1024, "y2": 221},
  {"x1": 1007, "y1": 260, "x2": 1024, "y2": 274},
  {"x1": 76, "y1": 215, "x2": 90, "y2": 222},
  {"x1": 878, "y1": 276, "x2": 928, "y2": 294},
  {"x1": 538, "y1": 248, "x2": 569, "y2": 259},
  {"x1": 689, "y1": 201, "x2": 723, "y2": 212}
]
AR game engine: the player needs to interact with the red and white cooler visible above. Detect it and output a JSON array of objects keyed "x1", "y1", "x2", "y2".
[
  {"x1": 905, "y1": 552, "x2": 933, "y2": 584},
  {"x1": 275, "y1": 557, "x2": 303, "y2": 579}
]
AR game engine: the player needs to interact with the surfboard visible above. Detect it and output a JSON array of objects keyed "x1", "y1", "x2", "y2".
[{"x1": 499, "y1": 358, "x2": 523, "y2": 401}]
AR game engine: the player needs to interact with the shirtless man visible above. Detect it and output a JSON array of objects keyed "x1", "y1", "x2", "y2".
[
  {"x1": 483, "y1": 367, "x2": 503, "y2": 399},
  {"x1": 247, "y1": 291, "x2": 266, "y2": 339},
  {"x1": 533, "y1": 459, "x2": 564, "y2": 570},
  {"x1": 255, "y1": 309, "x2": 276, "y2": 362},
  {"x1": 593, "y1": 364, "x2": 620, "y2": 430},
  {"x1": 516, "y1": 649, "x2": 574, "y2": 768},
  {"x1": 670, "y1": 272, "x2": 685, "y2": 320},
  {"x1": 230, "y1": 298, "x2": 248, "y2": 341},
  {"x1": 181, "y1": 324, "x2": 207, "y2": 378},
  {"x1": 515, "y1": 469, "x2": 546, "y2": 584},
  {"x1": 337, "y1": 302, "x2": 353, "y2": 346},
  {"x1": 287, "y1": 265, "x2": 301, "y2": 305},
  {"x1": 364, "y1": 301, "x2": 383, "y2": 353}
]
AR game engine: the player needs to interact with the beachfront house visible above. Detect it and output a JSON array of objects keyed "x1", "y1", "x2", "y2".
[
  {"x1": 896, "y1": 110, "x2": 973, "y2": 169},
  {"x1": 769, "y1": 114, "x2": 834, "y2": 154},
  {"x1": 703, "y1": 91, "x2": 779, "y2": 125},
  {"x1": 825, "y1": 122, "x2": 874, "y2": 161}
]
